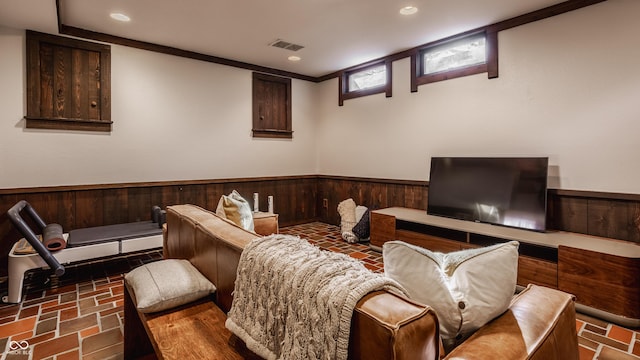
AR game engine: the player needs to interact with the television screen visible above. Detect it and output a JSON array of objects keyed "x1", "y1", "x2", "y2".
[{"x1": 427, "y1": 157, "x2": 549, "y2": 232}]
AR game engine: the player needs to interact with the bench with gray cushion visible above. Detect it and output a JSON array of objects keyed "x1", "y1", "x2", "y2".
[{"x1": 3, "y1": 200, "x2": 164, "y2": 304}]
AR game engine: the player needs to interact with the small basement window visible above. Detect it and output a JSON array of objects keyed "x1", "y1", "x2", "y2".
[
  {"x1": 422, "y1": 33, "x2": 486, "y2": 75},
  {"x1": 412, "y1": 31, "x2": 496, "y2": 91},
  {"x1": 348, "y1": 64, "x2": 387, "y2": 91},
  {"x1": 339, "y1": 61, "x2": 391, "y2": 106}
]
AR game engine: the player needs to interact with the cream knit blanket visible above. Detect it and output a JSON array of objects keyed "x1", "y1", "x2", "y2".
[{"x1": 225, "y1": 234, "x2": 407, "y2": 360}]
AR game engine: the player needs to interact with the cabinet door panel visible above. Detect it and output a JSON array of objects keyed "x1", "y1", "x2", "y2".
[
  {"x1": 26, "y1": 30, "x2": 111, "y2": 131},
  {"x1": 370, "y1": 212, "x2": 395, "y2": 248},
  {"x1": 518, "y1": 256, "x2": 557, "y2": 289},
  {"x1": 558, "y1": 246, "x2": 640, "y2": 319},
  {"x1": 395, "y1": 229, "x2": 463, "y2": 253},
  {"x1": 252, "y1": 72, "x2": 292, "y2": 138}
]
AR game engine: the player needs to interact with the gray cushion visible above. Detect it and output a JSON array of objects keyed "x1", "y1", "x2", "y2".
[
  {"x1": 125, "y1": 259, "x2": 216, "y2": 313},
  {"x1": 352, "y1": 208, "x2": 370, "y2": 239}
]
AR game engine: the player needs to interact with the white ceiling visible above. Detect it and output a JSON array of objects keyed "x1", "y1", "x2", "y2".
[{"x1": 1, "y1": 0, "x2": 567, "y2": 78}]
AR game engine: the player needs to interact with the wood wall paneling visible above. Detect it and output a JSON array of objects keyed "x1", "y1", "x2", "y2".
[
  {"x1": 547, "y1": 195, "x2": 589, "y2": 235},
  {"x1": 1, "y1": 175, "x2": 639, "y2": 278},
  {"x1": 0, "y1": 177, "x2": 317, "y2": 277},
  {"x1": 295, "y1": 178, "x2": 316, "y2": 224},
  {"x1": 632, "y1": 202, "x2": 640, "y2": 243},
  {"x1": 126, "y1": 187, "x2": 152, "y2": 223},
  {"x1": 161, "y1": 185, "x2": 183, "y2": 209},
  {"x1": 103, "y1": 188, "x2": 129, "y2": 225},
  {"x1": 74, "y1": 189, "x2": 104, "y2": 228},
  {"x1": 24, "y1": 191, "x2": 75, "y2": 231},
  {"x1": 404, "y1": 184, "x2": 427, "y2": 210},
  {"x1": 317, "y1": 177, "x2": 427, "y2": 226},
  {"x1": 587, "y1": 199, "x2": 635, "y2": 241},
  {"x1": 315, "y1": 177, "x2": 640, "y2": 245},
  {"x1": 178, "y1": 184, "x2": 208, "y2": 210}
]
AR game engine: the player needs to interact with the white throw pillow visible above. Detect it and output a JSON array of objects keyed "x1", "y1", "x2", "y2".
[
  {"x1": 125, "y1": 259, "x2": 216, "y2": 313},
  {"x1": 215, "y1": 190, "x2": 255, "y2": 232},
  {"x1": 383, "y1": 240, "x2": 519, "y2": 344}
]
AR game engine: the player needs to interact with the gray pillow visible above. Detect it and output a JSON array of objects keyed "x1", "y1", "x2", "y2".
[
  {"x1": 125, "y1": 259, "x2": 216, "y2": 313},
  {"x1": 352, "y1": 208, "x2": 370, "y2": 240}
]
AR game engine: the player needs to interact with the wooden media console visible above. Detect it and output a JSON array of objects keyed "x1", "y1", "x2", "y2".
[{"x1": 370, "y1": 207, "x2": 640, "y2": 327}]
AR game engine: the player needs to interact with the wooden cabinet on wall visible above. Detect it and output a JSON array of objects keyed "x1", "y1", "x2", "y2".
[
  {"x1": 25, "y1": 30, "x2": 111, "y2": 132},
  {"x1": 252, "y1": 72, "x2": 292, "y2": 139},
  {"x1": 370, "y1": 207, "x2": 640, "y2": 327}
]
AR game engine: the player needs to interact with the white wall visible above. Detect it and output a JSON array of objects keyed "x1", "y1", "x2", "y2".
[
  {"x1": 0, "y1": 28, "x2": 318, "y2": 188},
  {"x1": 315, "y1": 0, "x2": 640, "y2": 194},
  {"x1": 2, "y1": 0, "x2": 639, "y2": 195}
]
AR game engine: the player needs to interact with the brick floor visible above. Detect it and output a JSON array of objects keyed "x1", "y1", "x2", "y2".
[
  {"x1": 0, "y1": 222, "x2": 637, "y2": 359},
  {"x1": 0, "y1": 250, "x2": 162, "y2": 360}
]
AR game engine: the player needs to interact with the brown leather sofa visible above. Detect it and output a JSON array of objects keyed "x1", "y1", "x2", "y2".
[{"x1": 164, "y1": 204, "x2": 579, "y2": 360}]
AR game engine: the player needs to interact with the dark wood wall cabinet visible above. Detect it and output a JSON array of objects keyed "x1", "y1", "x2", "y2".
[
  {"x1": 252, "y1": 72, "x2": 292, "y2": 138},
  {"x1": 25, "y1": 30, "x2": 111, "y2": 132},
  {"x1": 369, "y1": 207, "x2": 640, "y2": 328}
]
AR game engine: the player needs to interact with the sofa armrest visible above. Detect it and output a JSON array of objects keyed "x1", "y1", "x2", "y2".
[
  {"x1": 351, "y1": 291, "x2": 440, "y2": 360},
  {"x1": 444, "y1": 284, "x2": 578, "y2": 360}
]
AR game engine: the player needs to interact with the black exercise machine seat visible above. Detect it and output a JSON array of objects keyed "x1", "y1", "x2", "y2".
[{"x1": 68, "y1": 221, "x2": 162, "y2": 247}]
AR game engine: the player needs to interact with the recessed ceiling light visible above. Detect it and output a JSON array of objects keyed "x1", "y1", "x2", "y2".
[
  {"x1": 110, "y1": 13, "x2": 131, "y2": 22},
  {"x1": 288, "y1": 56, "x2": 301, "y2": 62},
  {"x1": 399, "y1": 6, "x2": 418, "y2": 15}
]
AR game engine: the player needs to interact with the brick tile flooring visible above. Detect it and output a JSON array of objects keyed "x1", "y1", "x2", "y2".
[
  {"x1": 0, "y1": 221, "x2": 637, "y2": 359},
  {"x1": 0, "y1": 250, "x2": 162, "y2": 360}
]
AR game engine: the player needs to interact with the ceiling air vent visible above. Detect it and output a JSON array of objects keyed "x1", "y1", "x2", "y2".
[{"x1": 269, "y1": 39, "x2": 304, "y2": 52}]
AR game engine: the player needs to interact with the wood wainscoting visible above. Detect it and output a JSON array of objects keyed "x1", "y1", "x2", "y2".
[
  {"x1": 317, "y1": 176, "x2": 640, "y2": 245},
  {"x1": 1, "y1": 175, "x2": 639, "y2": 277},
  {"x1": 317, "y1": 176, "x2": 428, "y2": 226},
  {"x1": 0, "y1": 176, "x2": 318, "y2": 277}
]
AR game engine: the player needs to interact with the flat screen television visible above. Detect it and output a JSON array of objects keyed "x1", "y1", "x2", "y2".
[{"x1": 427, "y1": 157, "x2": 549, "y2": 232}]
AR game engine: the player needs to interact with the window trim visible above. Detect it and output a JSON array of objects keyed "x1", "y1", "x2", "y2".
[
  {"x1": 339, "y1": 60, "x2": 392, "y2": 106},
  {"x1": 411, "y1": 29, "x2": 498, "y2": 92}
]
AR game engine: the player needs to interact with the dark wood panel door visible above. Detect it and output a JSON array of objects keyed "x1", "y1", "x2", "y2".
[
  {"x1": 370, "y1": 212, "x2": 396, "y2": 248},
  {"x1": 41, "y1": 43, "x2": 102, "y2": 120},
  {"x1": 252, "y1": 72, "x2": 292, "y2": 138},
  {"x1": 395, "y1": 229, "x2": 464, "y2": 253},
  {"x1": 558, "y1": 245, "x2": 640, "y2": 320},
  {"x1": 518, "y1": 256, "x2": 558, "y2": 289},
  {"x1": 26, "y1": 30, "x2": 111, "y2": 132}
]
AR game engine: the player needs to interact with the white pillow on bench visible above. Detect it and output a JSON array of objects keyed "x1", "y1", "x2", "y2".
[{"x1": 125, "y1": 259, "x2": 216, "y2": 313}]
